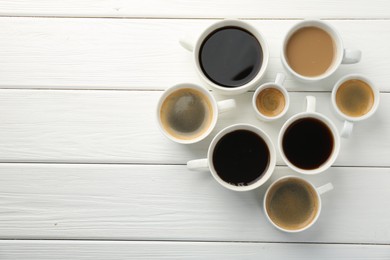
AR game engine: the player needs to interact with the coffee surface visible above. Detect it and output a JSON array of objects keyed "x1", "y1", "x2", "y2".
[
  {"x1": 282, "y1": 118, "x2": 334, "y2": 170},
  {"x1": 160, "y1": 88, "x2": 213, "y2": 140},
  {"x1": 256, "y1": 87, "x2": 286, "y2": 117},
  {"x1": 266, "y1": 178, "x2": 318, "y2": 230},
  {"x1": 212, "y1": 130, "x2": 270, "y2": 186},
  {"x1": 336, "y1": 79, "x2": 374, "y2": 117},
  {"x1": 286, "y1": 26, "x2": 335, "y2": 77},
  {"x1": 200, "y1": 27, "x2": 263, "y2": 88}
]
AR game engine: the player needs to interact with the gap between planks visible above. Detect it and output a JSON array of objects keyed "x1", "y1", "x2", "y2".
[
  {"x1": 0, "y1": 162, "x2": 389, "y2": 169},
  {"x1": 0, "y1": 15, "x2": 390, "y2": 20},
  {"x1": 0, "y1": 238, "x2": 388, "y2": 246},
  {"x1": 0, "y1": 87, "x2": 388, "y2": 94}
]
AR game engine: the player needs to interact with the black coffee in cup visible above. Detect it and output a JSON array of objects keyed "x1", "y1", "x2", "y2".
[
  {"x1": 212, "y1": 130, "x2": 270, "y2": 186},
  {"x1": 199, "y1": 27, "x2": 263, "y2": 88},
  {"x1": 282, "y1": 118, "x2": 334, "y2": 170}
]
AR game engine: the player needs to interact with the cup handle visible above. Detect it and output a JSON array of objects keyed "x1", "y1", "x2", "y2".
[
  {"x1": 342, "y1": 49, "x2": 362, "y2": 64},
  {"x1": 217, "y1": 99, "x2": 236, "y2": 114},
  {"x1": 179, "y1": 35, "x2": 195, "y2": 52},
  {"x1": 341, "y1": 120, "x2": 354, "y2": 138},
  {"x1": 305, "y1": 96, "x2": 316, "y2": 113},
  {"x1": 187, "y1": 159, "x2": 209, "y2": 171},
  {"x1": 275, "y1": 73, "x2": 286, "y2": 86},
  {"x1": 316, "y1": 183, "x2": 334, "y2": 195}
]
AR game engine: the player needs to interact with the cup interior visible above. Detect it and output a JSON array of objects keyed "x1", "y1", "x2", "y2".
[
  {"x1": 194, "y1": 19, "x2": 269, "y2": 93},
  {"x1": 157, "y1": 83, "x2": 218, "y2": 144},
  {"x1": 253, "y1": 83, "x2": 289, "y2": 120},
  {"x1": 264, "y1": 176, "x2": 321, "y2": 232},
  {"x1": 207, "y1": 124, "x2": 276, "y2": 191},
  {"x1": 278, "y1": 112, "x2": 340, "y2": 175},
  {"x1": 332, "y1": 74, "x2": 380, "y2": 122},
  {"x1": 282, "y1": 20, "x2": 343, "y2": 80}
]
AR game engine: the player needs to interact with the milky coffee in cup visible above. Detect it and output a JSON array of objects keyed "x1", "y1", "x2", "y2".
[
  {"x1": 160, "y1": 87, "x2": 213, "y2": 141},
  {"x1": 286, "y1": 26, "x2": 335, "y2": 77}
]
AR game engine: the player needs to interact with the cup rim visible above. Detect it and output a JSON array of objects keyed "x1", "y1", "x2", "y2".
[
  {"x1": 278, "y1": 112, "x2": 341, "y2": 175},
  {"x1": 193, "y1": 19, "x2": 269, "y2": 95},
  {"x1": 263, "y1": 175, "x2": 322, "y2": 233},
  {"x1": 252, "y1": 82, "x2": 290, "y2": 121},
  {"x1": 156, "y1": 83, "x2": 218, "y2": 144},
  {"x1": 207, "y1": 123, "x2": 276, "y2": 191},
  {"x1": 281, "y1": 19, "x2": 344, "y2": 82},
  {"x1": 331, "y1": 74, "x2": 380, "y2": 122}
]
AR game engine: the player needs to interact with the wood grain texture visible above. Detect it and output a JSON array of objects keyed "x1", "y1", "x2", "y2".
[
  {"x1": 0, "y1": 164, "x2": 389, "y2": 243},
  {"x1": 0, "y1": 240, "x2": 389, "y2": 260},
  {"x1": 0, "y1": 18, "x2": 389, "y2": 91},
  {"x1": 0, "y1": 0, "x2": 389, "y2": 18},
  {"x1": 0, "y1": 90, "x2": 388, "y2": 166}
]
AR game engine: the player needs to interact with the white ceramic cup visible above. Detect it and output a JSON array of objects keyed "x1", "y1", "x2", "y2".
[
  {"x1": 187, "y1": 124, "x2": 276, "y2": 192},
  {"x1": 264, "y1": 176, "x2": 333, "y2": 233},
  {"x1": 157, "y1": 83, "x2": 236, "y2": 144},
  {"x1": 179, "y1": 19, "x2": 269, "y2": 95},
  {"x1": 281, "y1": 19, "x2": 361, "y2": 82},
  {"x1": 331, "y1": 74, "x2": 380, "y2": 138},
  {"x1": 278, "y1": 96, "x2": 340, "y2": 175},
  {"x1": 252, "y1": 73, "x2": 289, "y2": 121}
]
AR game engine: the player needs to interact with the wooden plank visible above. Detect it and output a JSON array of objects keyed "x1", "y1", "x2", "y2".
[
  {"x1": 0, "y1": 0, "x2": 389, "y2": 19},
  {"x1": 0, "y1": 240, "x2": 389, "y2": 260},
  {"x1": 0, "y1": 18, "x2": 389, "y2": 91},
  {"x1": 0, "y1": 90, "x2": 388, "y2": 166},
  {"x1": 0, "y1": 164, "x2": 389, "y2": 243}
]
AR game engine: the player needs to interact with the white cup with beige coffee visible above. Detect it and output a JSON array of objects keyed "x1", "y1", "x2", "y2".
[
  {"x1": 157, "y1": 83, "x2": 236, "y2": 144},
  {"x1": 264, "y1": 176, "x2": 333, "y2": 232},
  {"x1": 331, "y1": 74, "x2": 380, "y2": 138},
  {"x1": 252, "y1": 73, "x2": 289, "y2": 121},
  {"x1": 279, "y1": 96, "x2": 340, "y2": 175},
  {"x1": 281, "y1": 19, "x2": 361, "y2": 82}
]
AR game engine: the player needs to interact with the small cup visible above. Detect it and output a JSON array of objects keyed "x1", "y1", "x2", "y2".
[
  {"x1": 331, "y1": 74, "x2": 380, "y2": 138},
  {"x1": 157, "y1": 83, "x2": 236, "y2": 144},
  {"x1": 187, "y1": 124, "x2": 276, "y2": 192},
  {"x1": 279, "y1": 96, "x2": 340, "y2": 175},
  {"x1": 264, "y1": 176, "x2": 333, "y2": 233},
  {"x1": 180, "y1": 19, "x2": 269, "y2": 95},
  {"x1": 281, "y1": 19, "x2": 361, "y2": 82},
  {"x1": 252, "y1": 73, "x2": 289, "y2": 121}
]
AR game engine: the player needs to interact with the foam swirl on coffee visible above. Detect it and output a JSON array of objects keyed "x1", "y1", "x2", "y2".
[{"x1": 256, "y1": 87, "x2": 286, "y2": 117}]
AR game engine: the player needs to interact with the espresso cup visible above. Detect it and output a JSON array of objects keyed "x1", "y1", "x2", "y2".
[
  {"x1": 187, "y1": 124, "x2": 276, "y2": 191},
  {"x1": 180, "y1": 19, "x2": 269, "y2": 95},
  {"x1": 278, "y1": 96, "x2": 340, "y2": 175},
  {"x1": 252, "y1": 73, "x2": 289, "y2": 121},
  {"x1": 264, "y1": 176, "x2": 333, "y2": 233},
  {"x1": 331, "y1": 74, "x2": 380, "y2": 138},
  {"x1": 157, "y1": 83, "x2": 236, "y2": 144},
  {"x1": 281, "y1": 19, "x2": 361, "y2": 82}
]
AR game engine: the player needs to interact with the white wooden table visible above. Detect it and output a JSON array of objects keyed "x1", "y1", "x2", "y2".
[{"x1": 0, "y1": 1, "x2": 389, "y2": 259}]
